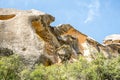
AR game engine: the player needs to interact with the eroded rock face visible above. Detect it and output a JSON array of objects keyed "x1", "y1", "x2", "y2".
[{"x1": 0, "y1": 8, "x2": 120, "y2": 66}]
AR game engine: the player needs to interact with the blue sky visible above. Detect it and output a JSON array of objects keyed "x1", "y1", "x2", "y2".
[{"x1": 0, "y1": 0, "x2": 120, "y2": 43}]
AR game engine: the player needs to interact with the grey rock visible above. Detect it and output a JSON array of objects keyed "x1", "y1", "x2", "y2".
[{"x1": 0, "y1": 8, "x2": 54, "y2": 66}]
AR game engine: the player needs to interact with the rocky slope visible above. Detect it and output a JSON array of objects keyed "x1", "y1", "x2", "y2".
[{"x1": 0, "y1": 8, "x2": 120, "y2": 66}]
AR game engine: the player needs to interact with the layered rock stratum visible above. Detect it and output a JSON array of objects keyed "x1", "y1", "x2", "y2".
[{"x1": 0, "y1": 8, "x2": 120, "y2": 66}]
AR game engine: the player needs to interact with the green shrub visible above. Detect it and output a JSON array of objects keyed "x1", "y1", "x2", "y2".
[
  {"x1": 29, "y1": 53, "x2": 120, "y2": 80},
  {"x1": 0, "y1": 53, "x2": 120, "y2": 80},
  {"x1": 0, "y1": 55, "x2": 24, "y2": 80}
]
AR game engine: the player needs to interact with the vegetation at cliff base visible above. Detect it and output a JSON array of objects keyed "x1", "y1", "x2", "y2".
[{"x1": 0, "y1": 53, "x2": 120, "y2": 80}]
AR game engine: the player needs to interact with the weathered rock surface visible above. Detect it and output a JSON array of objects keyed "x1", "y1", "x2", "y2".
[
  {"x1": 0, "y1": 8, "x2": 54, "y2": 66},
  {"x1": 103, "y1": 34, "x2": 120, "y2": 45},
  {"x1": 103, "y1": 34, "x2": 120, "y2": 57},
  {"x1": 0, "y1": 8, "x2": 120, "y2": 66}
]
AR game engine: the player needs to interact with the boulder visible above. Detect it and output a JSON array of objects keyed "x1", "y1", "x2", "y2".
[
  {"x1": 103, "y1": 34, "x2": 120, "y2": 45},
  {"x1": 0, "y1": 8, "x2": 55, "y2": 67},
  {"x1": 103, "y1": 34, "x2": 120, "y2": 57}
]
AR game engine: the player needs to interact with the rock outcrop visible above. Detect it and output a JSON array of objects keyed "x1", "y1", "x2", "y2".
[
  {"x1": 0, "y1": 8, "x2": 120, "y2": 66},
  {"x1": 103, "y1": 34, "x2": 120, "y2": 57},
  {"x1": 103, "y1": 34, "x2": 120, "y2": 45}
]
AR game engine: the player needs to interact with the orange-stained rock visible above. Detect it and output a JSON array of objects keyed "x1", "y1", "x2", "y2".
[
  {"x1": 0, "y1": 14, "x2": 15, "y2": 20},
  {"x1": 53, "y1": 24, "x2": 87, "y2": 55},
  {"x1": 0, "y1": 8, "x2": 120, "y2": 67}
]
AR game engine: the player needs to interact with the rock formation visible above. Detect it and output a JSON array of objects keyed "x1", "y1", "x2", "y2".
[
  {"x1": 0, "y1": 8, "x2": 120, "y2": 66},
  {"x1": 103, "y1": 34, "x2": 120, "y2": 57},
  {"x1": 103, "y1": 34, "x2": 120, "y2": 45}
]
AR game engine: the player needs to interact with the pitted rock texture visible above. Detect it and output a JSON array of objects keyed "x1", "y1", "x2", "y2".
[{"x1": 0, "y1": 8, "x2": 120, "y2": 66}]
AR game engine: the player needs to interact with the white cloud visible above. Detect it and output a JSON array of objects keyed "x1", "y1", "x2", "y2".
[{"x1": 84, "y1": 0, "x2": 100, "y2": 23}]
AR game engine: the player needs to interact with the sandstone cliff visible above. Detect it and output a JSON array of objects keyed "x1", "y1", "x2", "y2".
[{"x1": 0, "y1": 8, "x2": 120, "y2": 66}]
